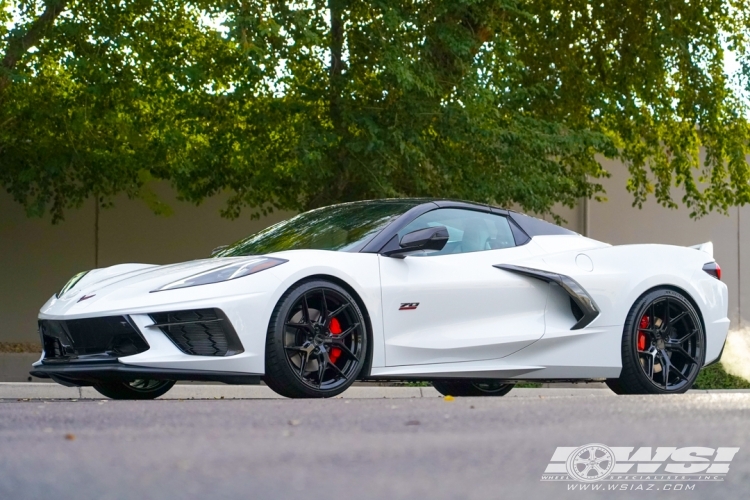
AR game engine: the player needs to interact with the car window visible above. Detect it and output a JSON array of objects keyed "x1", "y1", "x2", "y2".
[
  {"x1": 397, "y1": 208, "x2": 516, "y2": 256},
  {"x1": 217, "y1": 200, "x2": 422, "y2": 256}
]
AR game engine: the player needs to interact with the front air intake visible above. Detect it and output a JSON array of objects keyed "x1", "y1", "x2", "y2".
[
  {"x1": 148, "y1": 308, "x2": 244, "y2": 356},
  {"x1": 39, "y1": 316, "x2": 149, "y2": 360}
]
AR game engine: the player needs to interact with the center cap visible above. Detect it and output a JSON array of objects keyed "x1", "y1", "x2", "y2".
[
  {"x1": 313, "y1": 333, "x2": 326, "y2": 345},
  {"x1": 656, "y1": 339, "x2": 666, "y2": 350}
]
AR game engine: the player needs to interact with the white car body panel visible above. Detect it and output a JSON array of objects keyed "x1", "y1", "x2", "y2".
[{"x1": 34, "y1": 202, "x2": 730, "y2": 387}]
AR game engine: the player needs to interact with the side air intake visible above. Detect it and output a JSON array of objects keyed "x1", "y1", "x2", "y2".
[
  {"x1": 493, "y1": 264, "x2": 600, "y2": 330},
  {"x1": 148, "y1": 308, "x2": 244, "y2": 356}
]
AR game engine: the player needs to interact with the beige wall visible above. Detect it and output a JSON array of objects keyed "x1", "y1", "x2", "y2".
[
  {"x1": 1, "y1": 165, "x2": 748, "y2": 344},
  {"x1": 0, "y1": 185, "x2": 290, "y2": 344}
]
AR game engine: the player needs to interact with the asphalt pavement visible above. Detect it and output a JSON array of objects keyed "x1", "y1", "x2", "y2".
[{"x1": 2, "y1": 393, "x2": 749, "y2": 500}]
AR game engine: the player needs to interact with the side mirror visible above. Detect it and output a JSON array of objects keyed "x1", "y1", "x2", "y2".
[{"x1": 382, "y1": 226, "x2": 449, "y2": 258}]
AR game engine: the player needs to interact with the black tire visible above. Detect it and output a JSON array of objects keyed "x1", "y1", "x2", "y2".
[
  {"x1": 93, "y1": 379, "x2": 175, "y2": 400},
  {"x1": 264, "y1": 280, "x2": 368, "y2": 398},
  {"x1": 614, "y1": 288, "x2": 705, "y2": 395},
  {"x1": 432, "y1": 380, "x2": 514, "y2": 397},
  {"x1": 604, "y1": 379, "x2": 624, "y2": 395}
]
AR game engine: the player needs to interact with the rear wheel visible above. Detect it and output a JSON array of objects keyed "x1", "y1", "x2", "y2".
[
  {"x1": 264, "y1": 280, "x2": 368, "y2": 398},
  {"x1": 613, "y1": 288, "x2": 705, "y2": 395},
  {"x1": 432, "y1": 380, "x2": 514, "y2": 397},
  {"x1": 93, "y1": 379, "x2": 175, "y2": 400}
]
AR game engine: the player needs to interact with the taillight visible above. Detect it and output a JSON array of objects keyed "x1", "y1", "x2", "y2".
[{"x1": 703, "y1": 262, "x2": 721, "y2": 280}]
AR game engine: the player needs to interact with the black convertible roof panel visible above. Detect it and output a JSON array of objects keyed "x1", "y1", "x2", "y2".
[{"x1": 507, "y1": 212, "x2": 578, "y2": 237}]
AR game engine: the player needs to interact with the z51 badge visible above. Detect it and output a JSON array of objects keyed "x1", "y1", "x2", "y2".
[{"x1": 399, "y1": 303, "x2": 419, "y2": 310}]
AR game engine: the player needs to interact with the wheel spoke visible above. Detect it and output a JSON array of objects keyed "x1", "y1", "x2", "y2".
[
  {"x1": 663, "y1": 297, "x2": 670, "y2": 328},
  {"x1": 317, "y1": 352, "x2": 328, "y2": 386},
  {"x1": 298, "y1": 352, "x2": 309, "y2": 377},
  {"x1": 667, "y1": 344, "x2": 699, "y2": 366},
  {"x1": 660, "y1": 349, "x2": 686, "y2": 383},
  {"x1": 671, "y1": 367, "x2": 687, "y2": 382},
  {"x1": 333, "y1": 342, "x2": 359, "y2": 362},
  {"x1": 670, "y1": 311, "x2": 688, "y2": 326},
  {"x1": 285, "y1": 322, "x2": 312, "y2": 332},
  {"x1": 319, "y1": 289, "x2": 328, "y2": 324},
  {"x1": 658, "y1": 350, "x2": 670, "y2": 388},
  {"x1": 649, "y1": 303, "x2": 657, "y2": 333},
  {"x1": 326, "y1": 357, "x2": 346, "y2": 378},
  {"x1": 327, "y1": 302, "x2": 350, "y2": 321},
  {"x1": 335, "y1": 323, "x2": 360, "y2": 340},
  {"x1": 302, "y1": 293, "x2": 312, "y2": 323},
  {"x1": 675, "y1": 328, "x2": 699, "y2": 344},
  {"x1": 640, "y1": 351, "x2": 655, "y2": 380}
]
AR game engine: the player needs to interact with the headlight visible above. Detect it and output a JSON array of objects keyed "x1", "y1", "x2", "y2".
[
  {"x1": 56, "y1": 271, "x2": 90, "y2": 298},
  {"x1": 153, "y1": 257, "x2": 287, "y2": 292}
]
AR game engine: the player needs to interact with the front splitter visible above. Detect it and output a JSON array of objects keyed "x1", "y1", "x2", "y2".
[{"x1": 30, "y1": 359, "x2": 261, "y2": 387}]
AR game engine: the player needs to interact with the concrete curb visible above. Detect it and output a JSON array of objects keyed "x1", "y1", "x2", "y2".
[{"x1": 2, "y1": 383, "x2": 749, "y2": 400}]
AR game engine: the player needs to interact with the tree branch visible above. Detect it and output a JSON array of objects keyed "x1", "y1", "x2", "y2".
[{"x1": 0, "y1": 0, "x2": 69, "y2": 94}]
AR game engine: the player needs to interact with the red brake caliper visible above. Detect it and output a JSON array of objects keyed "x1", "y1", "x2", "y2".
[
  {"x1": 329, "y1": 317, "x2": 343, "y2": 364},
  {"x1": 638, "y1": 315, "x2": 649, "y2": 351}
]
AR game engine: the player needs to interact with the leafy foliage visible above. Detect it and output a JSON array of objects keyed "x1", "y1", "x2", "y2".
[
  {"x1": 694, "y1": 363, "x2": 750, "y2": 389},
  {"x1": 1, "y1": 1, "x2": 749, "y2": 222}
]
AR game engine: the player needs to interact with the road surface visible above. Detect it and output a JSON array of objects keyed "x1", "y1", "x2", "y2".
[{"x1": 2, "y1": 393, "x2": 748, "y2": 499}]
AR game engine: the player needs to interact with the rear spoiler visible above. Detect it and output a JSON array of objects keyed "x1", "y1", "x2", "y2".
[{"x1": 690, "y1": 241, "x2": 714, "y2": 258}]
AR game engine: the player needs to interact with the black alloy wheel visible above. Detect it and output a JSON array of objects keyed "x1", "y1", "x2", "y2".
[
  {"x1": 612, "y1": 288, "x2": 705, "y2": 395},
  {"x1": 264, "y1": 280, "x2": 368, "y2": 398},
  {"x1": 93, "y1": 379, "x2": 175, "y2": 400},
  {"x1": 432, "y1": 380, "x2": 514, "y2": 397}
]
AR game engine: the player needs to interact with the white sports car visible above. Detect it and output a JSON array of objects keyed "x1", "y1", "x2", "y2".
[{"x1": 32, "y1": 199, "x2": 729, "y2": 399}]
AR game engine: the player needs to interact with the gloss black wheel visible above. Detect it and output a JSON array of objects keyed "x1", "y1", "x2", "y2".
[
  {"x1": 264, "y1": 280, "x2": 368, "y2": 398},
  {"x1": 432, "y1": 380, "x2": 514, "y2": 397},
  {"x1": 614, "y1": 288, "x2": 705, "y2": 395},
  {"x1": 93, "y1": 379, "x2": 175, "y2": 400}
]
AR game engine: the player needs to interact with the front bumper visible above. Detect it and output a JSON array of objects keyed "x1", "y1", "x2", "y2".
[{"x1": 30, "y1": 358, "x2": 261, "y2": 386}]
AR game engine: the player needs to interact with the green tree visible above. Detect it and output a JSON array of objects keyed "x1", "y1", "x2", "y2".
[{"x1": 1, "y1": 1, "x2": 749, "y2": 222}]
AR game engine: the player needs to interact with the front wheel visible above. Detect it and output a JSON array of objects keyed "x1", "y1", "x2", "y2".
[
  {"x1": 612, "y1": 288, "x2": 705, "y2": 395},
  {"x1": 263, "y1": 280, "x2": 368, "y2": 398},
  {"x1": 432, "y1": 380, "x2": 514, "y2": 397},
  {"x1": 93, "y1": 379, "x2": 175, "y2": 400}
]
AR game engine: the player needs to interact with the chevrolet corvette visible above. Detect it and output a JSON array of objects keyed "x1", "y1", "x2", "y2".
[{"x1": 31, "y1": 199, "x2": 729, "y2": 399}]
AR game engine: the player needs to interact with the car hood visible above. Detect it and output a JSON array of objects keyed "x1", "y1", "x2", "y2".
[{"x1": 40, "y1": 257, "x2": 276, "y2": 317}]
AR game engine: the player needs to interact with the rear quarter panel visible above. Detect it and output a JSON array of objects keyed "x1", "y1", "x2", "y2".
[{"x1": 541, "y1": 243, "x2": 729, "y2": 364}]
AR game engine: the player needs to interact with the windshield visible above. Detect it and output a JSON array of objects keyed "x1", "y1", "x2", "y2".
[{"x1": 216, "y1": 200, "x2": 422, "y2": 256}]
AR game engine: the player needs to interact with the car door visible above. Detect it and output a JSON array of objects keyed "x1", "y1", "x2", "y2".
[{"x1": 379, "y1": 207, "x2": 548, "y2": 366}]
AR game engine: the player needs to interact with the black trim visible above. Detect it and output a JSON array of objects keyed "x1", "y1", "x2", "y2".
[
  {"x1": 704, "y1": 337, "x2": 727, "y2": 367},
  {"x1": 433, "y1": 200, "x2": 493, "y2": 212},
  {"x1": 507, "y1": 218, "x2": 531, "y2": 246},
  {"x1": 30, "y1": 360, "x2": 261, "y2": 386},
  {"x1": 494, "y1": 264, "x2": 600, "y2": 330}
]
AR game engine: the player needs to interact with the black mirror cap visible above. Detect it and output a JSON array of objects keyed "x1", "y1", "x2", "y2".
[{"x1": 382, "y1": 226, "x2": 449, "y2": 257}]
